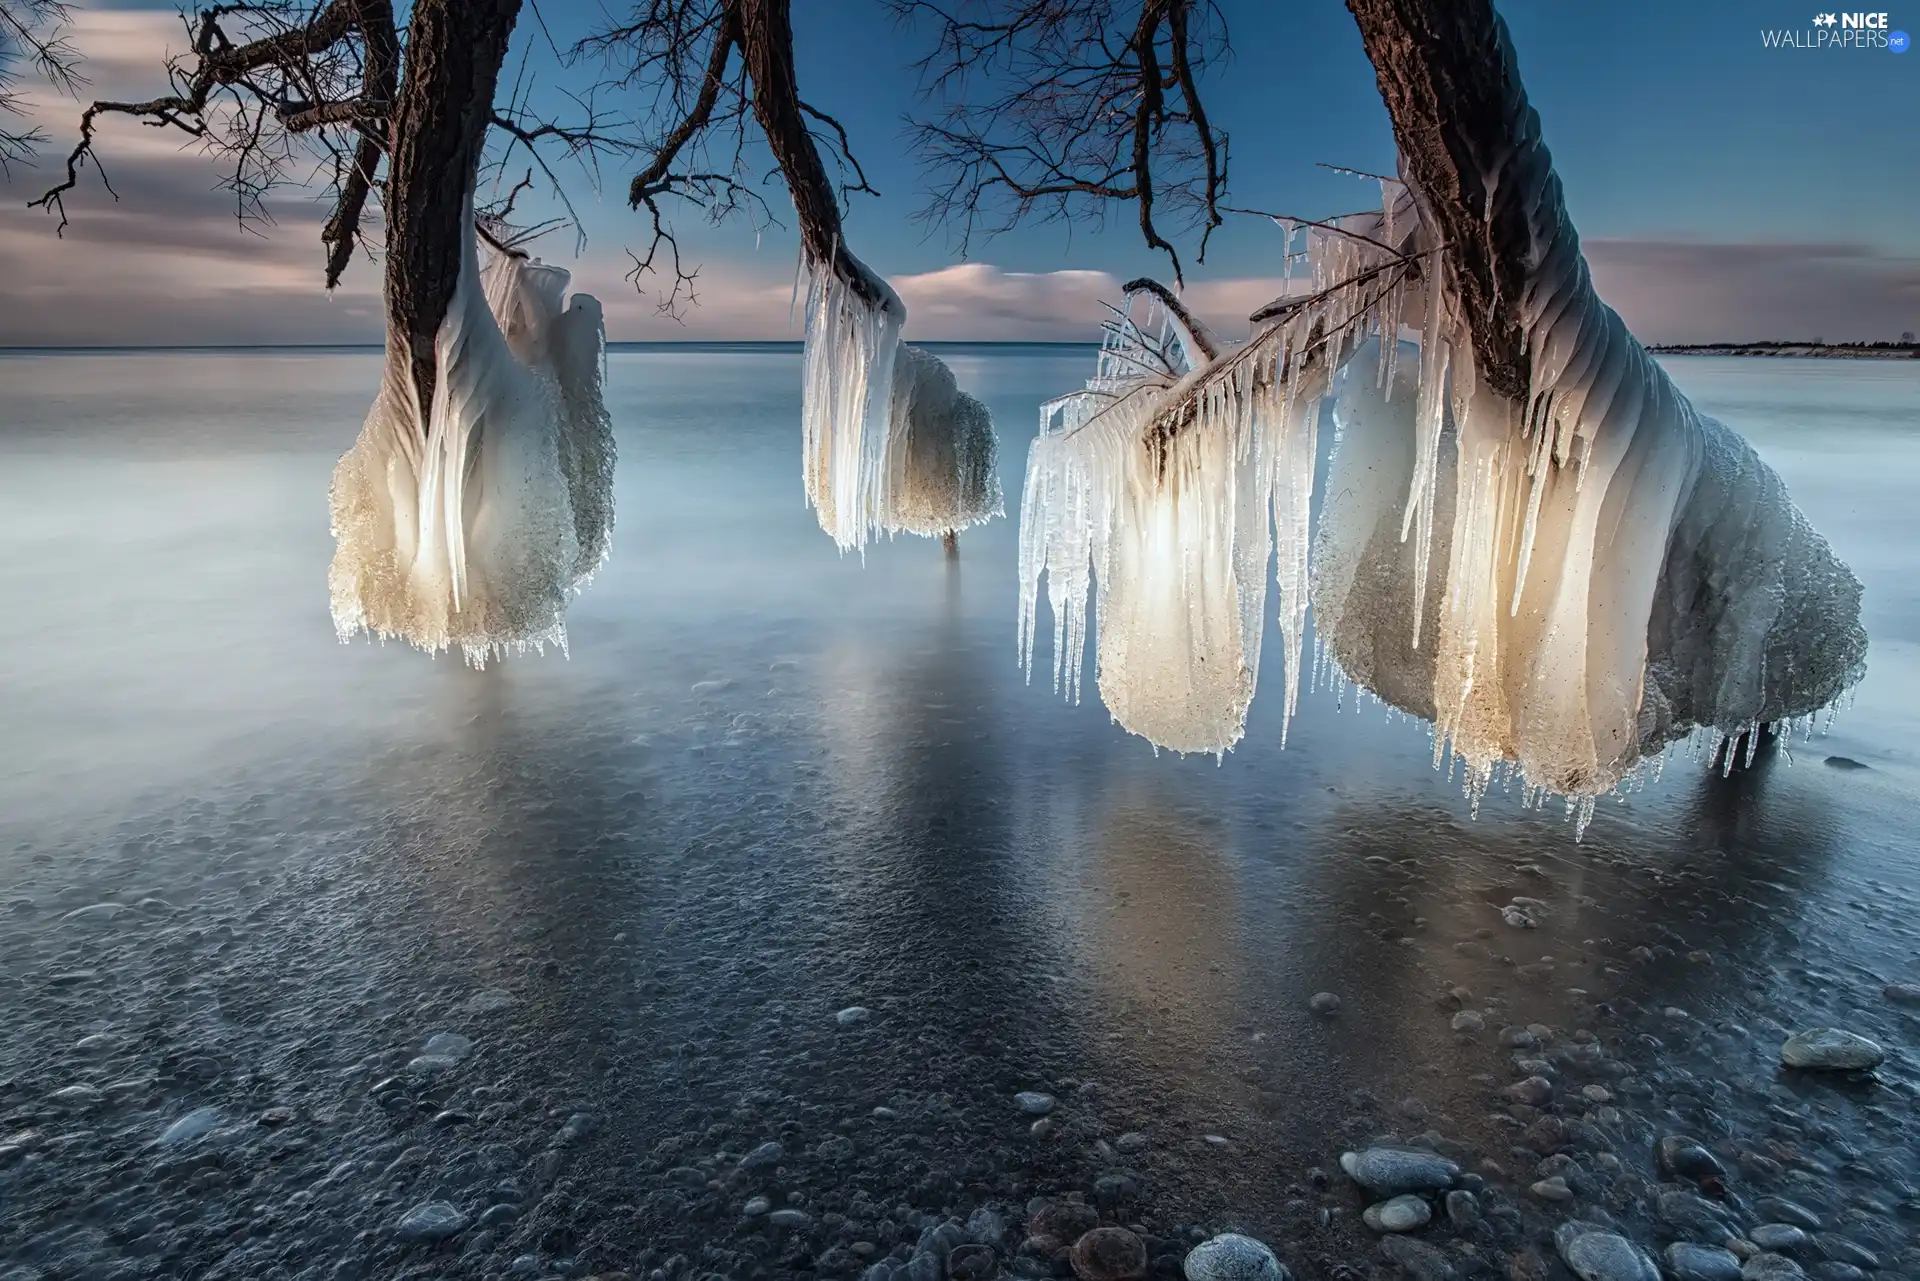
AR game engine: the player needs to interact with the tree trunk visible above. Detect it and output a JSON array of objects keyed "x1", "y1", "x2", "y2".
[
  {"x1": 1344, "y1": 0, "x2": 1571, "y2": 404},
  {"x1": 734, "y1": 0, "x2": 886, "y2": 308},
  {"x1": 385, "y1": 0, "x2": 524, "y2": 416}
]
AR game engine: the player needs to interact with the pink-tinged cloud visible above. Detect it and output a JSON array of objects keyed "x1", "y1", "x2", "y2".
[{"x1": 1, "y1": 11, "x2": 1910, "y2": 348}]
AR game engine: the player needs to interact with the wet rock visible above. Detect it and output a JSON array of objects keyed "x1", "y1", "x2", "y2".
[
  {"x1": 1443, "y1": 1190, "x2": 1480, "y2": 1228},
  {"x1": 1747, "y1": 1226, "x2": 1807, "y2": 1254},
  {"x1": 1884, "y1": 983, "x2": 1920, "y2": 1005},
  {"x1": 769, "y1": 1209, "x2": 812, "y2": 1231},
  {"x1": 836, "y1": 1007, "x2": 871, "y2": 1027},
  {"x1": 1663, "y1": 1243, "x2": 1742, "y2": 1281},
  {"x1": 1015, "y1": 1091, "x2": 1056, "y2": 1116},
  {"x1": 1028, "y1": 1202, "x2": 1100, "y2": 1253},
  {"x1": 1778, "y1": 1029, "x2": 1884, "y2": 1071},
  {"x1": 1657, "y1": 1137, "x2": 1728, "y2": 1193},
  {"x1": 1309, "y1": 993, "x2": 1341, "y2": 1015},
  {"x1": 1739, "y1": 1257, "x2": 1805, "y2": 1280},
  {"x1": 1529, "y1": 1177, "x2": 1574, "y2": 1202},
  {"x1": 1752, "y1": 1200, "x2": 1820, "y2": 1232},
  {"x1": 1071, "y1": 1227, "x2": 1147, "y2": 1281},
  {"x1": 1363, "y1": 1195, "x2": 1432, "y2": 1233},
  {"x1": 964, "y1": 1206, "x2": 1008, "y2": 1247},
  {"x1": 1805, "y1": 1265, "x2": 1865, "y2": 1281},
  {"x1": 1340, "y1": 1146, "x2": 1459, "y2": 1194},
  {"x1": 739, "y1": 1141, "x2": 785, "y2": 1173},
  {"x1": 1181, "y1": 1233, "x2": 1289, "y2": 1281},
  {"x1": 1378, "y1": 1235, "x2": 1456, "y2": 1280},
  {"x1": 422, "y1": 1032, "x2": 473, "y2": 1061},
  {"x1": 1503, "y1": 1076, "x2": 1554, "y2": 1106},
  {"x1": 395, "y1": 1201, "x2": 469, "y2": 1243},
  {"x1": 1115, "y1": 1132, "x2": 1150, "y2": 1153},
  {"x1": 1450, "y1": 1011, "x2": 1484, "y2": 1033},
  {"x1": 1553, "y1": 1225, "x2": 1659, "y2": 1281},
  {"x1": 157, "y1": 1107, "x2": 222, "y2": 1146},
  {"x1": 949, "y1": 1244, "x2": 997, "y2": 1280},
  {"x1": 743, "y1": 1196, "x2": 770, "y2": 1218}
]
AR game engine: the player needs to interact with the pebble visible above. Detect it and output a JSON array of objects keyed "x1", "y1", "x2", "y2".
[
  {"x1": 835, "y1": 1006, "x2": 871, "y2": 1027},
  {"x1": 1450, "y1": 1011, "x2": 1484, "y2": 1033},
  {"x1": 1502, "y1": 905, "x2": 1536, "y2": 929},
  {"x1": 395, "y1": 1201, "x2": 469, "y2": 1243},
  {"x1": 1778, "y1": 1028, "x2": 1884, "y2": 1071},
  {"x1": 1014, "y1": 1091, "x2": 1055, "y2": 1116},
  {"x1": 768, "y1": 1209, "x2": 812, "y2": 1230},
  {"x1": 739, "y1": 1141, "x2": 785, "y2": 1172},
  {"x1": 1362, "y1": 1194, "x2": 1431, "y2": 1232},
  {"x1": 1115, "y1": 1131, "x2": 1150, "y2": 1153},
  {"x1": 1339, "y1": 1146, "x2": 1459, "y2": 1194},
  {"x1": 948, "y1": 1243, "x2": 996, "y2": 1281},
  {"x1": 421, "y1": 1032, "x2": 473, "y2": 1060},
  {"x1": 1308, "y1": 992, "x2": 1340, "y2": 1015},
  {"x1": 1378, "y1": 1235, "x2": 1456, "y2": 1281},
  {"x1": 1753, "y1": 1199, "x2": 1819, "y2": 1230},
  {"x1": 1444, "y1": 1189, "x2": 1480, "y2": 1227},
  {"x1": 1747, "y1": 1225, "x2": 1807, "y2": 1253},
  {"x1": 1070, "y1": 1226, "x2": 1147, "y2": 1281},
  {"x1": 1028, "y1": 1201, "x2": 1100, "y2": 1252},
  {"x1": 1504, "y1": 1075, "x2": 1554, "y2": 1106},
  {"x1": 1663, "y1": 1243, "x2": 1743, "y2": 1281},
  {"x1": 1884, "y1": 983, "x2": 1920, "y2": 1005},
  {"x1": 1739, "y1": 1258, "x2": 1806, "y2": 1280},
  {"x1": 1182, "y1": 1233, "x2": 1289, "y2": 1281},
  {"x1": 1530, "y1": 1176, "x2": 1574, "y2": 1202},
  {"x1": 1554, "y1": 1225, "x2": 1660, "y2": 1281},
  {"x1": 157, "y1": 1107, "x2": 222, "y2": 1146},
  {"x1": 1656, "y1": 1136, "x2": 1728, "y2": 1191}
]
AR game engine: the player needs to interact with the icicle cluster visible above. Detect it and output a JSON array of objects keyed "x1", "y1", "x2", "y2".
[
  {"x1": 799, "y1": 252, "x2": 1004, "y2": 549},
  {"x1": 1020, "y1": 176, "x2": 1867, "y2": 826},
  {"x1": 886, "y1": 345, "x2": 1004, "y2": 538},
  {"x1": 327, "y1": 198, "x2": 615, "y2": 667}
]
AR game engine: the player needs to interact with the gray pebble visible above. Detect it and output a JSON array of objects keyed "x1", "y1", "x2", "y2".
[
  {"x1": 157, "y1": 1107, "x2": 222, "y2": 1146},
  {"x1": 1013, "y1": 1091, "x2": 1055, "y2": 1116},
  {"x1": 1740, "y1": 1257, "x2": 1806, "y2": 1280},
  {"x1": 739, "y1": 1141, "x2": 785, "y2": 1172},
  {"x1": 1554, "y1": 1225, "x2": 1659, "y2": 1281},
  {"x1": 1779, "y1": 1028, "x2": 1884, "y2": 1071},
  {"x1": 1309, "y1": 992, "x2": 1340, "y2": 1015},
  {"x1": 743, "y1": 1196, "x2": 771, "y2": 1217},
  {"x1": 1363, "y1": 1194, "x2": 1431, "y2": 1232},
  {"x1": 1340, "y1": 1146, "x2": 1458, "y2": 1194},
  {"x1": 835, "y1": 1006, "x2": 871, "y2": 1027},
  {"x1": 1530, "y1": 1176, "x2": 1575, "y2": 1202},
  {"x1": 1748, "y1": 1225, "x2": 1807, "y2": 1253},
  {"x1": 1450, "y1": 1011, "x2": 1484, "y2": 1033},
  {"x1": 1378, "y1": 1235, "x2": 1456, "y2": 1281},
  {"x1": 1444, "y1": 1190, "x2": 1480, "y2": 1228},
  {"x1": 1663, "y1": 1243, "x2": 1743, "y2": 1281},
  {"x1": 1752, "y1": 1199, "x2": 1821, "y2": 1231},
  {"x1": 395, "y1": 1201, "x2": 469, "y2": 1243},
  {"x1": 1183, "y1": 1232, "x2": 1289, "y2": 1281},
  {"x1": 769, "y1": 1209, "x2": 811, "y2": 1230},
  {"x1": 421, "y1": 1032, "x2": 473, "y2": 1061}
]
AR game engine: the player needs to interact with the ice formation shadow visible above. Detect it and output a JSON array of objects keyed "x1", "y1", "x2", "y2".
[{"x1": 328, "y1": 210, "x2": 615, "y2": 668}]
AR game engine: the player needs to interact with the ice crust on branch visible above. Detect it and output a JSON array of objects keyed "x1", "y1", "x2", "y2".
[
  {"x1": 328, "y1": 200, "x2": 615, "y2": 667},
  {"x1": 800, "y1": 253, "x2": 1003, "y2": 549},
  {"x1": 1019, "y1": 177, "x2": 1867, "y2": 823}
]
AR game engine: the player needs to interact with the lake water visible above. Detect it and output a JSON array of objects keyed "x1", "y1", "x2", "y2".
[{"x1": 0, "y1": 346, "x2": 1916, "y2": 1281}]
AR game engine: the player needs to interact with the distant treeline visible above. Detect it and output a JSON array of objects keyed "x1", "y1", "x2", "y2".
[{"x1": 1650, "y1": 339, "x2": 1920, "y2": 359}]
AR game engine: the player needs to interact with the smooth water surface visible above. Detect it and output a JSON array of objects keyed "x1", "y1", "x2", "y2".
[{"x1": 0, "y1": 347, "x2": 1915, "y2": 1280}]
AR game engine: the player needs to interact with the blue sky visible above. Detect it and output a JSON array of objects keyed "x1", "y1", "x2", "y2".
[{"x1": 0, "y1": 0, "x2": 1913, "y2": 344}]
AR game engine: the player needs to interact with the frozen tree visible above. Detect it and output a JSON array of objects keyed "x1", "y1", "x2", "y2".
[{"x1": 979, "y1": 0, "x2": 1868, "y2": 827}]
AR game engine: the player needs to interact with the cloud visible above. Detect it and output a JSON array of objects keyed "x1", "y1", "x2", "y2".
[
  {"x1": 1, "y1": 10, "x2": 1909, "y2": 348},
  {"x1": 1587, "y1": 239, "x2": 1920, "y2": 344}
]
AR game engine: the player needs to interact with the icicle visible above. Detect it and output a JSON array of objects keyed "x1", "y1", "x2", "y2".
[{"x1": 328, "y1": 191, "x2": 614, "y2": 668}]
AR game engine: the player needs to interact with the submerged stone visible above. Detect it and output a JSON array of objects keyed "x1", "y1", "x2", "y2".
[{"x1": 1779, "y1": 1028, "x2": 1884, "y2": 1071}]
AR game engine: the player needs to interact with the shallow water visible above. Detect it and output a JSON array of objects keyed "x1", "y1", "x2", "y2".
[{"x1": 0, "y1": 347, "x2": 1916, "y2": 1280}]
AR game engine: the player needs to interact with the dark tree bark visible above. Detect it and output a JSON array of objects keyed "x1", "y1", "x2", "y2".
[
  {"x1": 1345, "y1": 0, "x2": 1569, "y2": 403},
  {"x1": 735, "y1": 0, "x2": 885, "y2": 308},
  {"x1": 385, "y1": 0, "x2": 524, "y2": 412}
]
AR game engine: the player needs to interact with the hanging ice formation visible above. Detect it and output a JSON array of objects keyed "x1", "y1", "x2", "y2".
[
  {"x1": 800, "y1": 250, "x2": 1002, "y2": 550},
  {"x1": 328, "y1": 196, "x2": 615, "y2": 668},
  {"x1": 1019, "y1": 171, "x2": 1867, "y2": 822}
]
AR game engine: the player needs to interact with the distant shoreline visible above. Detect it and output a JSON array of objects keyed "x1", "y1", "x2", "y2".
[{"x1": 1651, "y1": 342, "x2": 1919, "y2": 359}]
